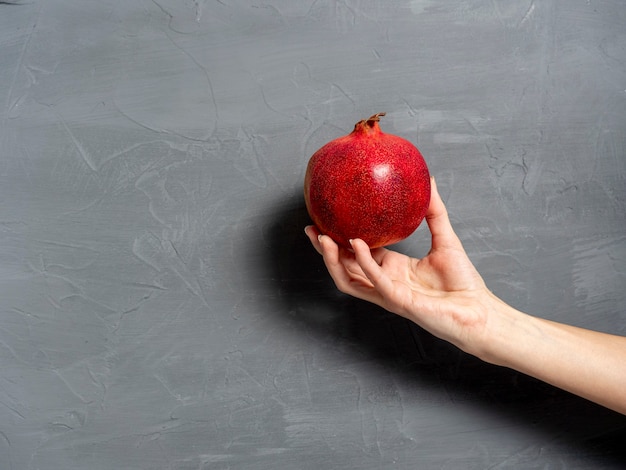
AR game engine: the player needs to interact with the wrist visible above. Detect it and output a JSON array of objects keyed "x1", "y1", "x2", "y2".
[{"x1": 467, "y1": 290, "x2": 530, "y2": 367}]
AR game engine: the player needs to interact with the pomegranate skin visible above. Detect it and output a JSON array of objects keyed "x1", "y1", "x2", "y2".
[{"x1": 304, "y1": 113, "x2": 431, "y2": 248}]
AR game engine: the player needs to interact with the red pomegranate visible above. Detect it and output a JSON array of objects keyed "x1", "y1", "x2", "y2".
[{"x1": 304, "y1": 113, "x2": 430, "y2": 248}]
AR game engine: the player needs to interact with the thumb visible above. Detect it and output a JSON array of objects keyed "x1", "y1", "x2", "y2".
[{"x1": 426, "y1": 177, "x2": 463, "y2": 251}]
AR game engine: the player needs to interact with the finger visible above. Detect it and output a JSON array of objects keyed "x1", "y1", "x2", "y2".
[
  {"x1": 318, "y1": 235, "x2": 377, "y2": 296},
  {"x1": 317, "y1": 234, "x2": 349, "y2": 286},
  {"x1": 318, "y1": 235, "x2": 356, "y2": 293},
  {"x1": 349, "y1": 238, "x2": 396, "y2": 301},
  {"x1": 425, "y1": 177, "x2": 463, "y2": 251},
  {"x1": 304, "y1": 225, "x2": 323, "y2": 254},
  {"x1": 368, "y1": 246, "x2": 391, "y2": 266}
]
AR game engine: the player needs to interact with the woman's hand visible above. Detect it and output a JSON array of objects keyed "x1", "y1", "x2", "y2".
[{"x1": 304, "y1": 177, "x2": 495, "y2": 356}]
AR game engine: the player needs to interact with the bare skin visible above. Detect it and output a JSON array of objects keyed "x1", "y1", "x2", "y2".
[{"x1": 305, "y1": 177, "x2": 626, "y2": 415}]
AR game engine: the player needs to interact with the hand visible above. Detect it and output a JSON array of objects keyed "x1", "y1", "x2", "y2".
[{"x1": 304, "y1": 177, "x2": 495, "y2": 355}]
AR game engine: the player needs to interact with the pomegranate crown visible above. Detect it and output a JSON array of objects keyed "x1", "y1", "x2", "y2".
[{"x1": 353, "y1": 112, "x2": 386, "y2": 134}]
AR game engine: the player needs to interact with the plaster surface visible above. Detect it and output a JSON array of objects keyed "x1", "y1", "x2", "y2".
[{"x1": 1, "y1": 1, "x2": 625, "y2": 468}]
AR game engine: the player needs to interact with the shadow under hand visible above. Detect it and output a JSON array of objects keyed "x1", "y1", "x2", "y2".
[
  {"x1": 260, "y1": 192, "x2": 338, "y2": 310},
  {"x1": 259, "y1": 190, "x2": 436, "y2": 357}
]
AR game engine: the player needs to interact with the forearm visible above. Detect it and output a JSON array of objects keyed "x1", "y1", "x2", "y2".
[{"x1": 475, "y1": 293, "x2": 626, "y2": 415}]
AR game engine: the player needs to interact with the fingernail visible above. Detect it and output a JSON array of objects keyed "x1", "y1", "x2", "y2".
[
  {"x1": 348, "y1": 239, "x2": 354, "y2": 246},
  {"x1": 317, "y1": 234, "x2": 323, "y2": 242}
]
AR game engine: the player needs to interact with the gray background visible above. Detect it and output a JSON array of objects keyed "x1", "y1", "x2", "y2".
[{"x1": 1, "y1": 0, "x2": 625, "y2": 469}]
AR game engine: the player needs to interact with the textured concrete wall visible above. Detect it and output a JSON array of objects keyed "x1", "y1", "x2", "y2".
[{"x1": 1, "y1": 1, "x2": 625, "y2": 468}]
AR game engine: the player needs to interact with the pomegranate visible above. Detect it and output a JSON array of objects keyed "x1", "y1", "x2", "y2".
[{"x1": 304, "y1": 112, "x2": 430, "y2": 248}]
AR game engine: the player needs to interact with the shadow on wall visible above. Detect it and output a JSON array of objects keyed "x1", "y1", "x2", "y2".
[{"x1": 253, "y1": 189, "x2": 626, "y2": 465}]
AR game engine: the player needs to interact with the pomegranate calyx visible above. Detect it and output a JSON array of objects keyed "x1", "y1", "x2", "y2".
[{"x1": 353, "y1": 112, "x2": 386, "y2": 135}]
